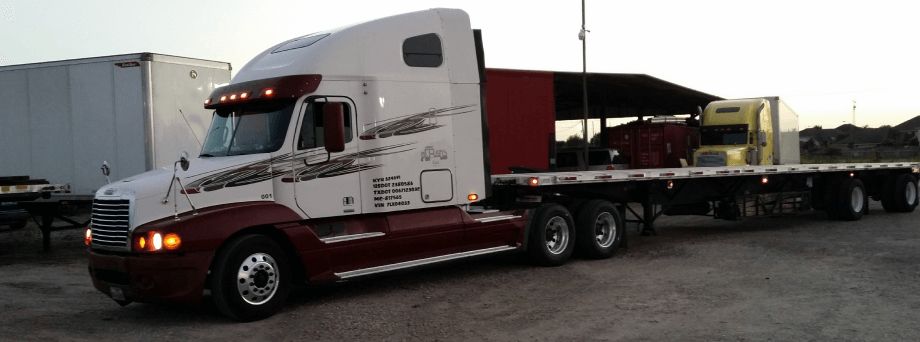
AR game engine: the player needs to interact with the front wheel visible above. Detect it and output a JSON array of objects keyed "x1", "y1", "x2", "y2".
[
  {"x1": 210, "y1": 234, "x2": 291, "y2": 322},
  {"x1": 527, "y1": 204, "x2": 576, "y2": 267}
]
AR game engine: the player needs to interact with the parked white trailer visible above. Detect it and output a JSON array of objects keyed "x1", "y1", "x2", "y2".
[
  {"x1": 0, "y1": 53, "x2": 232, "y2": 197},
  {"x1": 763, "y1": 96, "x2": 800, "y2": 165}
]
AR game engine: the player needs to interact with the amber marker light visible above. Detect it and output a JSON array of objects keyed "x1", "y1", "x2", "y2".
[
  {"x1": 468, "y1": 194, "x2": 478, "y2": 201},
  {"x1": 204, "y1": 98, "x2": 211, "y2": 105},
  {"x1": 264, "y1": 89, "x2": 274, "y2": 96},
  {"x1": 220, "y1": 95, "x2": 228, "y2": 102},
  {"x1": 85, "y1": 228, "x2": 92, "y2": 246},
  {"x1": 229, "y1": 94, "x2": 238, "y2": 101},
  {"x1": 529, "y1": 177, "x2": 539, "y2": 186},
  {"x1": 163, "y1": 233, "x2": 181, "y2": 250},
  {"x1": 667, "y1": 181, "x2": 674, "y2": 189},
  {"x1": 240, "y1": 92, "x2": 249, "y2": 99},
  {"x1": 762, "y1": 176, "x2": 769, "y2": 184},
  {"x1": 138, "y1": 236, "x2": 147, "y2": 250},
  {"x1": 850, "y1": 172, "x2": 855, "y2": 177}
]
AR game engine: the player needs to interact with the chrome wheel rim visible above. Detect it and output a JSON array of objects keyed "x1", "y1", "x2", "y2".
[
  {"x1": 544, "y1": 216, "x2": 570, "y2": 255},
  {"x1": 906, "y1": 182, "x2": 917, "y2": 205},
  {"x1": 594, "y1": 212, "x2": 617, "y2": 248},
  {"x1": 236, "y1": 253, "x2": 278, "y2": 305},
  {"x1": 852, "y1": 186, "x2": 865, "y2": 213}
]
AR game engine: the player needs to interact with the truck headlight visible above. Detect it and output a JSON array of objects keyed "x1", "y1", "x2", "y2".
[{"x1": 135, "y1": 231, "x2": 182, "y2": 252}]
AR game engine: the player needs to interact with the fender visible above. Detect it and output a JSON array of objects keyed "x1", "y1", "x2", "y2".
[{"x1": 132, "y1": 202, "x2": 304, "y2": 253}]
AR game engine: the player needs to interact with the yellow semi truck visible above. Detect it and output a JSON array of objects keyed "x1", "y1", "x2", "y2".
[{"x1": 694, "y1": 96, "x2": 799, "y2": 166}]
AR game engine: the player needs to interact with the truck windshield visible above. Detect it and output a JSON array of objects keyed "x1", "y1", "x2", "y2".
[
  {"x1": 701, "y1": 125, "x2": 749, "y2": 146},
  {"x1": 199, "y1": 101, "x2": 295, "y2": 157}
]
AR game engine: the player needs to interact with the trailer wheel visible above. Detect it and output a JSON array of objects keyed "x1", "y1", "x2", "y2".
[
  {"x1": 885, "y1": 174, "x2": 919, "y2": 213},
  {"x1": 574, "y1": 200, "x2": 623, "y2": 259},
  {"x1": 828, "y1": 178, "x2": 866, "y2": 221},
  {"x1": 527, "y1": 204, "x2": 575, "y2": 267},
  {"x1": 211, "y1": 234, "x2": 291, "y2": 322}
]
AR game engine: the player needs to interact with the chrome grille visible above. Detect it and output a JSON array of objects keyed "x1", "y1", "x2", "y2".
[{"x1": 91, "y1": 199, "x2": 130, "y2": 248}]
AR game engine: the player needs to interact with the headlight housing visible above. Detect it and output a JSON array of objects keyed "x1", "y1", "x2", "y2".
[{"x1": 134, "y1": 231, "x2": 181, "y2": 252}]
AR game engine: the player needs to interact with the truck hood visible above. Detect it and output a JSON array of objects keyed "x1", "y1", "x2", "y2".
[
  {"x1": 95, "y1": 154, "x2": 279, "y2": 228},
  {"x1": 695, "y1": 146, "x2": 749, "y2": 167}
]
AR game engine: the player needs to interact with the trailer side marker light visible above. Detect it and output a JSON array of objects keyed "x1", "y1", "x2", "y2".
[
  {"x1": 468, "y1": 194, "x2": 478, "y2": 201},
  {"x1": 84, "y1": 228, "x2": 92, "y2": 246},
  {"x1": 850, "y1": 172, "x2": 854, "y2": 178},
  {"x1": 240, "y1": 92, "x2": 249, "y2": 99},
  {"x1": 163, "y1": 233, "x2": 181, "y2": 250},
  {"x1": 529, "y1": 177, "x2": 539, "y2": 186},
  {"x1": 912, "y1": 166, "x2": 919, "y2": 173},
  {"x1": 220, "y1": 95, "x2": 227, "y2": 102},
  {"x1": 264, "y1": 89, "x2": 274, "y2": 96},
  {"x1": 667, "y1": 181, "x2": 674, "y2": 189},
  {"x1": 762, "y1": 176, "x2": 769, "y2": 184},
  {"x1": 229, "y1": 94, "x2": 238, "y2": 101}
]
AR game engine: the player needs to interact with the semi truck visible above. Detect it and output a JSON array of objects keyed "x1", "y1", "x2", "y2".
[
  {"x1": 0, "y1": 53, "x2": 231, "y2": 249},
  {"x1": 85, "y1": 9, "x2": 919, "y2": 321},
  {"x1": 695, "y1": 96, "x2": 800, "y2": 167}
]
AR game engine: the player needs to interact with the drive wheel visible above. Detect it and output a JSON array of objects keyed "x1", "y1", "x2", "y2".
[
  {"x1": 211, "y1": 235, "x2": 291, "y2": 322},
  {"x1": 830, "y1": 178, "x2": 866, "y2": 221},
  {"x1": 527, "y1": 204, "x2": 575, "y2": 267},
  {"x1": 890, "y1": 174, "x2": 918, "y2": 213},
  {"x1": 574, "y1": 200, "x2": 623, "y2": 259}
]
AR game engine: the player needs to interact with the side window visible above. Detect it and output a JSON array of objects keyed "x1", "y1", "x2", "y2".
[
  {"x1": 298, "y1": 101, "x2": 353, "y2": 150},
  {"x1": 402, "y1": 33, "x2": 442, "y2": 67}
]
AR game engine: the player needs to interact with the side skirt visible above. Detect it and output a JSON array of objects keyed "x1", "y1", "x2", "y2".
[{"x1": 334, "y1": 245, "x2": 517, "y2": 279}]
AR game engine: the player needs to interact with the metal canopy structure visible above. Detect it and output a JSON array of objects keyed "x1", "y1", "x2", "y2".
[{"x1": 553, "y1": 72, "x2": 723, "y2": 121}]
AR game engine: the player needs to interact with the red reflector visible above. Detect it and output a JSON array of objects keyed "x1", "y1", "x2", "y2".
[
  {"x1": 628, "y1": 174, "x2": 644, "y2": 178},
  {"x1": 660, "y1": 172, "x2": 675, "y2": 176},
  {"x1": 744, "y1": 170, "x2": 754, "y2": 173},
  {"x1": 606, "y1": 166, "x2": 614, "y2": 170},
  {"x1": 560, "y1": 177, "x2": 577, "y2": 181},
  {"x1": 717, "y1": 170, "x2": 730, "y2": 174},
  {"x1": 596, "y1": 175, "x2": 612, "y2": 179}
]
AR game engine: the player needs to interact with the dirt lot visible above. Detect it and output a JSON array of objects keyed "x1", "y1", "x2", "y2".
[{"x1": 1, "y1": 202, "x2": 919, "y2": 341}]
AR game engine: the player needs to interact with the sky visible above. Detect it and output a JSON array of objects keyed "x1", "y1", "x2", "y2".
[{"x1": 2, "y1": 0, "x2": 919, "y2": 138}]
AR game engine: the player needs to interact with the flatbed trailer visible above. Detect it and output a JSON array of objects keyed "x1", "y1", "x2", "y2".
[{"x1": 491, "y1": 162, "x2": 920, "y2": 236}]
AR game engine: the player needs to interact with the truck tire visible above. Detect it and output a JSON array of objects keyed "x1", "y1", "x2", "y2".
[
  {"x1": 210, "y1": 234, "x2": 291, "y2": 322},
  {"x1": 888, "y1": 174, "x2": 918, "y2": 213},
  {"x1": 574, "y1": 200, "x2": 623, "y2": 259},
  {"x1": 829, "y1": 178, "x2": 866, "y2": 221},
  {"x1": 527, "y1": 204, "x2": 575, "y2": 267}
]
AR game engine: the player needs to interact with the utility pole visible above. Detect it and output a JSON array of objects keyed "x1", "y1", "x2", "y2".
[
  {"x1": 852, "y1": 100, "x2": 856, "y2": 126},
  {"x1": 579, "y1": 0, "x2": 589, "y2": 171}
]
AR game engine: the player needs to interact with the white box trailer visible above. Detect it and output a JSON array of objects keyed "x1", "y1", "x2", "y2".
[
  {"x1": 0, "y1": 53, "x2": 232, "y2": 197},
  {"x1": 763, "y1": 96, "x2": 800, "y2": 165}
]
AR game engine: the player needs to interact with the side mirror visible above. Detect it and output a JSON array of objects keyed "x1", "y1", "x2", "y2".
[
  {"x1": 178, "y1": 151, "x2": 190, "y2": 171},
  {"x1": 101, "y1": 161, "x2": 110, "y2": 176},
  {"x1": 323, "y1": 102, "x2": 345, "y2": 153},
  {"x1": 758, "y1": 131, "x2": 768, "y2": 147}
]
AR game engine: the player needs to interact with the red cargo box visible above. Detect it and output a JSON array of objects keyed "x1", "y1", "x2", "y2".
[
  {"x1": 485, "y1": 69, "x2": 556, "y2": 174},
  {"x1": 607, "y1": 123, "x2": 699, "y2": 169}
]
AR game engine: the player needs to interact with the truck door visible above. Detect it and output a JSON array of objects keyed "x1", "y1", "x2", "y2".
[{"x1": 291, "y1": 97, "x2": 361, "y2": 218}]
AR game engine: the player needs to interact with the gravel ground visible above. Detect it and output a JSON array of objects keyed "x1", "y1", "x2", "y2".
[{"x1": 1, "y1": 202, "x2": 918, "y2": 341}]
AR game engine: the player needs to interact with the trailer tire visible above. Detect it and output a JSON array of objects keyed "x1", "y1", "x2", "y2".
[
  {"x1": 890, "y1": 174, "x2": 918, "y2": 213},
  {"x1": 211, "y1": 234, "x2": 291, "y2": 322},
  {"x1": 829, "y1": 178, "x2": 866, "y2": 221},
  {"x1": 574, "y1": 200, "x2": 623, "y2": 259},
  {"x1": 527, "y1": 204, "x2": 575, "y2": 267}
]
